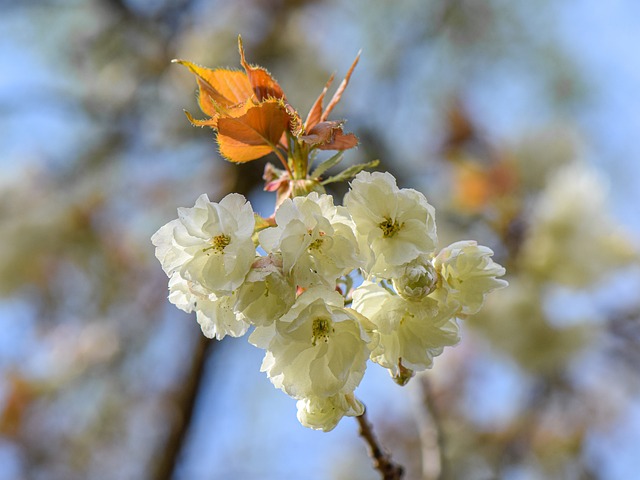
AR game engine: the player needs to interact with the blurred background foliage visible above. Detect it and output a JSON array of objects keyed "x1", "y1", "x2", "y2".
[{"x1": 1, "y1": 0, "x2": 640, "y2": 479}]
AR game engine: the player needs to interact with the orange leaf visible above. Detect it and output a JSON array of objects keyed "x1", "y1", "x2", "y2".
[
  {"x1": 300, "y1": 121, "x2": 359, "y2": 151},
  {"x1": 320, "y1": 51, "x2": 360, "y2": 122},
  {"x1": 300, "y1": 121, "x2": 339, "y2": 145},
  {"x1": 173, "y1": 60, "x2": 253, "y2": 108},
  {"x1": 217, "y1": 101, "x2": 290, "y2": 163},
  {"x1": 453, "y1": 162, "x2": 491, "y2": 211},
  {"x1": 304, "y1": 73, "x2": 335, "y2": 131},
  {"x1": 318, "y1": 129, "x2": 358, "y2": 151},
  {"x1": 195, "y1": 77, "x2": 225, "y2": 118},
  {"x1": 174, "y1": 60, "x2": 254, "y2": 130},
  {"x1": 184, "y1": 110, "x2": 218, "y2": 128},
  {"x1": 238, "y1": 36, "x2": 286, "y2": 102},
  {"x1": 184, "y1": 97, "x2": 256, "y2": 129},
  {"x1": 285, "y1": 103, "x2": 303, "y2": 138}
]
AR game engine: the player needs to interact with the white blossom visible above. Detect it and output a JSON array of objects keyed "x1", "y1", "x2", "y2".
[
  {"x1": 195, "y1": 291, "x2": 249, "y2": 340},
  {"x1": 151, "y1": 193, "x2": 256, "y2": 295},
  {"x1": 152, "y1": 219, "x2": 191, "y2": 277},
  {"x1": 259, "y1": 192, "x2": 362, "y2": 288},
  {"x1": 167, "y1": 273, "x2": 198, "y2": 313},
  {"x1": 235, "y1": 254, "x2": 296, "y2": 327},
  {"x1": 249, "y1": 286, "x2": 371, "y2": 399},
  {"x1": 167, "y1": 273, "x2": 248, "y2": 340},
  {"x1": 296, "y1": 393, "x2": 364, "y2": 432},
  {"x1": 344, "y1": 171, "x2": 437, "y2": 278},
  {"x1": 520, "y1": 162, "x2": 637, "y2": 287},
  {"x1": 151, "y1": 162, "x2": 511, "y2": 430},
  {"x1": 352, "y1": 281, "x2": 460, "y2": 377},
  {"x1": 431, "y1": 241, "x2": 507, "y2": 315}
]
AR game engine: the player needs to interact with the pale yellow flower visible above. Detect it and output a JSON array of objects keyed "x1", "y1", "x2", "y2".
[
  {"x1": 344, "y1": 171, "x2": 437, "y2": 278},
  {"x1": 151, "y1": 193, "x2": 256, "y2": 295},
  {"x1": 352, "y1": 281, "x2": 460, "y2": 377},
  {"x1": 296, "y1": 393, "x2": 364, "y2": 432},
  {"x1": 249, "y1": 286, "x2": 371, "y2": 399},
  {"x1": 259, "y1": 192, "x2": 362, "y2": 288},
  {"x1": 432, "y1": 240, "x2": 507, "y2": 315}
]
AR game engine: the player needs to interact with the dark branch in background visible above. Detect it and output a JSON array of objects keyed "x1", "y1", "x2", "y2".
[
  {"x1": 356, "y1": 408, "x2": 404, "y2": 480},
  {"x1": 152, "y1": 334, "x2": 212, "y2": 480}
]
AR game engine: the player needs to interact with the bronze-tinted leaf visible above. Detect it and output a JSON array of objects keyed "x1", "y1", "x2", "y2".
[
  {"x1": 300, "y1": 121, "x2": 358, "y2": 151},
  {"x1": 174, "y1": 60, "x2": 253, "y2": 108},
  {"x1": 217, "y1": 101, "x2": 289, "y2": 163},
  {"x1": 286, "y1": 103, "x2": 303, "y2": 138},
  {"x1": 238, "y1": 36, "x2": 286, "y2": 102},
  {"x1": 320, "y1": 51, "x2": 360, "y2": 122},
  {"x1": 304, "y1": 73, "x2": 335, "y2": 131},
  {"x1": 300, "y1": 121, "x2": 340, "y2": 146},
  {"x1": 184, "y1": 98, "x2": 256, "y2": 130},
  {"x1": 318, "y1": 129, "x2": 358, "y2": 151},
  {"x1": 184, "y1": 110, "x2": 218, "y2": 128}
]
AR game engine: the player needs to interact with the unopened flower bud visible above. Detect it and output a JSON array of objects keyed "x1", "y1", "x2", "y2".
[{"x1": 392, "y1": 258, "x2": 438, "y2": 300}]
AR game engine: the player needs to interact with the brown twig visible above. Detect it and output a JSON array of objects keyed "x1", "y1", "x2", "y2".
[{"x1": 356, "y1": 408, "x2": 404, "y2": 480}]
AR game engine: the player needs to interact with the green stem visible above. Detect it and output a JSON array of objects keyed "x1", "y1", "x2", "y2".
[{"x1": 273, "y1": 147, "x2": 292, "y2": 178}]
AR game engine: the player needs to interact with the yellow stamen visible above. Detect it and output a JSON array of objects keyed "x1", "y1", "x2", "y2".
[
  {"x1": 203, "y1": 234, "x2": 231, "y2": 254},
  {"x1": 311, "y1": 317, "x2": 333, "y2": 346},
  {"x1": 379, "y1": 217, "x2": 402, "y2": 238}
]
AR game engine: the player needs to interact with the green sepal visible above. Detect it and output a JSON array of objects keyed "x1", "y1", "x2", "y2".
[
  {"x1": 252, "y1": 213, "x2": 273, "y2": 246},
  {"x1": 310, "y1": 151, "x2": 344, "y2": 179},
  {"x1": 320, "y1": 159, "x2": 379, "y2": 186}
]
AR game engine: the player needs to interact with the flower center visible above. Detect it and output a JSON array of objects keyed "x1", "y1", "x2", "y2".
[
  {"x1": 308, "y1": 238, "x2": 324, "y2": 250},
  {"x1": 399, "y1": 311, "x2": 415, "y2": 326},
  {"x1": 379, "y1": 217, "x2": 402, "y2": 238},
  {"x1": 307, "y1": 230, "x2": 326, "y2": 251},
  {"x1": 208, "y1": 234, "x2": 231, "y2": 254},
  {"x1": 311, "y1": 317, "x2": 333, "y2": 346}
]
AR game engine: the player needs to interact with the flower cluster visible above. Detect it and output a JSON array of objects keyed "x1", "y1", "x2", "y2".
[
  {"x1": 520, "y1": 162, "x2": 637, "y2": 287},
  {"x1": 152, "y1": 171, "x2": 507, "y2": 431}
]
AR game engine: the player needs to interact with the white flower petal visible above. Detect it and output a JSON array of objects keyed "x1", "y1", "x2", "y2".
[
  {"x1": 195, "y1": 292, "x2": 248, "y2": 340},
  {"x1": 432, "y1": 240, "x2": 508, "y2": 315},
  {"x1": 345, "y1": 171, "x2": 437, "y2": 278},
  {"x1": 235, "y1": 254, "x2": 296, "y2": 327},
  {"x1": 151, "y1": 193, "x2": 256, "y2": 295},
  {"x1": 259, "y1": 193, "x2": 362, "y2": 288},
  {"x1": 352, "y1": 281, "x2": 459, "y2": 376},
  {"x1": 296, "y1": 393, "x2": 364, "y2": 432},
  {"x1": 255, "y1": 286, "x2": 370, "y2": 399}
]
